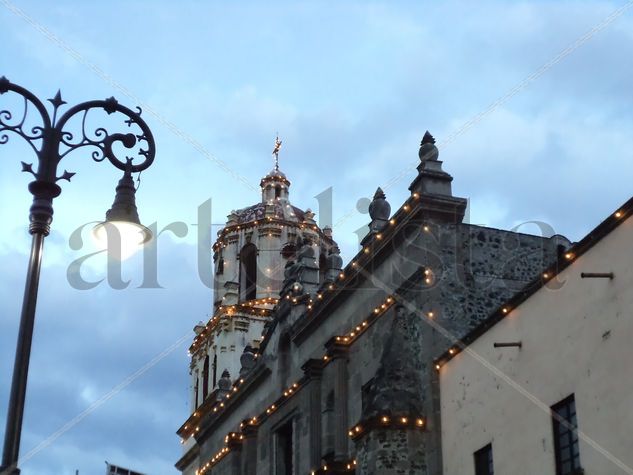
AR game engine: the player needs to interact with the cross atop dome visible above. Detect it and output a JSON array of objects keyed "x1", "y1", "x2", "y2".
[
  {"x1": 272, "y1": 135, "x2": 282, "y2": 171},
  {"x1": 262, "y1": 137, "x2": 290, "y2": 203}
]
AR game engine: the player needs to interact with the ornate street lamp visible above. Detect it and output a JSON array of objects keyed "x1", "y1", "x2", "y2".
[{"x1": 0, "y1": 77, "x2": 156, "y2": 474}]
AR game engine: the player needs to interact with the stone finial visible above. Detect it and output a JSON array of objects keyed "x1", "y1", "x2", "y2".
[
  {"x1": 239, "y1": 345, "x2": 256, "y2": 376},
  {"x1": 218, "y1": 369, "x2": 232, "y2": 391},
  {"x1": 422, "y1": 130, "x2": 435, "y2": 144},
  {"x1": 281, "y1": 238, "x2": 320, "y2": 297},
  {"x1": 226, "y1": 210, "x2": 238, "y2": 226},
  {"x1": 304, "y1": 208, "x2": 316, "y2": 223},
  {"x1": 418, "y1": 131, "x2": 439, "y2": 162},
  {"x1": 324, "y1": 246, "x2": 343, "y2": 283},
  {"x1": 193, "y1": 321, "x2": 206, "y2": 335},
  {"x1": 322, "y1": 225, "x2": 333, "y2": 238},
  {"x1": 366, "y1": 187, "x2": 391, "y2": 237},
  {"x1": 368, "y1": 187, "x2": 391, "y2": 222},
  {"x1": 409, "y1": 130, "x2": 464, "y2": 211},
  {"x1": 281, "y1": 258, "x2": 305, "y2": 297}
]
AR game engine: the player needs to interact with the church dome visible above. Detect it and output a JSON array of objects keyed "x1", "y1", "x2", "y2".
[
  {"x1": 260, "y1": 167, "x2": 291, "y2": 188},
  {"x1": 231, "y1": 201, "x2": 306, "y2": 225}
]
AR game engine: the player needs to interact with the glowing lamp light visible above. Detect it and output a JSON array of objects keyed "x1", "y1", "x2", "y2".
[
  {"x1": 92, "y1": 221, "x2": 151, "y2": 260},
  {"x1": 92, "y1": 169, "x2": 151, "y2": 260}
]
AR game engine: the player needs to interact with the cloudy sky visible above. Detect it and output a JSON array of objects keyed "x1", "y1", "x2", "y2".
[{"x1": 1, "y1": 1, "x2": 632, "y2": 473}]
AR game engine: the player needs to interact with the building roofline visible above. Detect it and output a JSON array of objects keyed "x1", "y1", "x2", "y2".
[{"x1": 435, "y1": 195, "x2": 633, "y2": 369}]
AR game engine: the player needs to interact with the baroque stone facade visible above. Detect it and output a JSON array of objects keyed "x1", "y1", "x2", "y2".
[{"x1": 176, "y1": 133, "x2": 570, "y2": 475}]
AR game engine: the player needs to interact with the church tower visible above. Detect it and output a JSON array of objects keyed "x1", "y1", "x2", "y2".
[{"x1": 187, "y1": 141, "x2": 339, "y2": 413}]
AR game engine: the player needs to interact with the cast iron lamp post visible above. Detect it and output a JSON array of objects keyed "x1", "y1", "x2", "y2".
[{"x1": 0, "y1": 77, "x2": 156, "y2": 474}]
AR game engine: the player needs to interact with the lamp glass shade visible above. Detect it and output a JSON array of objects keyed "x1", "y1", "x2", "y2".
[{"x1": 92, "y1": 220, "x2": 152, "y2": 260}]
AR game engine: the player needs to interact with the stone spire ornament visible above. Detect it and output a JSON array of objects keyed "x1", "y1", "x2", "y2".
[
  {"x1": 217, "y1": 369, "x2": 232, "y2": 399},
  {"x1": 324, "y1": 246, "x2": 343, "y2": 283},
  {"x1": 368, "y1": 187, "x2": 391, "y2": 229},
  {"x1": 418, "y1": 131, "x2": 439, "y2": 162},
  {"x1": 239, "y1": 345, "x2": 257, "y2": 377},
  {"x1": 361, "y1": 187, "x2": 391, "y2": 246},
  {"x1": 409, "y1": 131, "x2": 466, "y2": 222}
]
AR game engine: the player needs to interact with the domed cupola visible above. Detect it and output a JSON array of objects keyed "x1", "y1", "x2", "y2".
[
  {"x1": 261, "y1": 136, "x2": 291, "y2": 204},
  {"x1": 187, "y1": 138, "x2": 340, "y2": 409},
  {"x1": 261, "y1": 167, "x2": 291, "y2": 204}
]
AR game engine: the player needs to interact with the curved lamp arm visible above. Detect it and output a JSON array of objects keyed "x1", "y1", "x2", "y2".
[
  {"x1": 0, "y1": 76, "x2": 156, "y2": 235},
  {"x1": 0, "y1": 78, "x2": 158, "y2": 475}
]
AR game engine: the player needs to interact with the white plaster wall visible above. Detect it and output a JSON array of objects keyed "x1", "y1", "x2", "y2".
[
  {"x1": 440, "y1": 215, "x2": 633, "y2": 475},
  {"x1": 213, "y1": 315, "x2": 268, "y2": 383},
  {"x1": 215, "y1": 224, "x2": 324, "y2": 303}
]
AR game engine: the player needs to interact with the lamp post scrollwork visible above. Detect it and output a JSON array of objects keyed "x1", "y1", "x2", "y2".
[{"x1": 0, "y1": 77, "x2": 156, "y2": 474}]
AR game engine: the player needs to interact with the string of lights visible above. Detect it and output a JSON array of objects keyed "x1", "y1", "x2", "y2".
[{"x1": 433, "y1": 207, "x2": 629, "y2": 371}]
